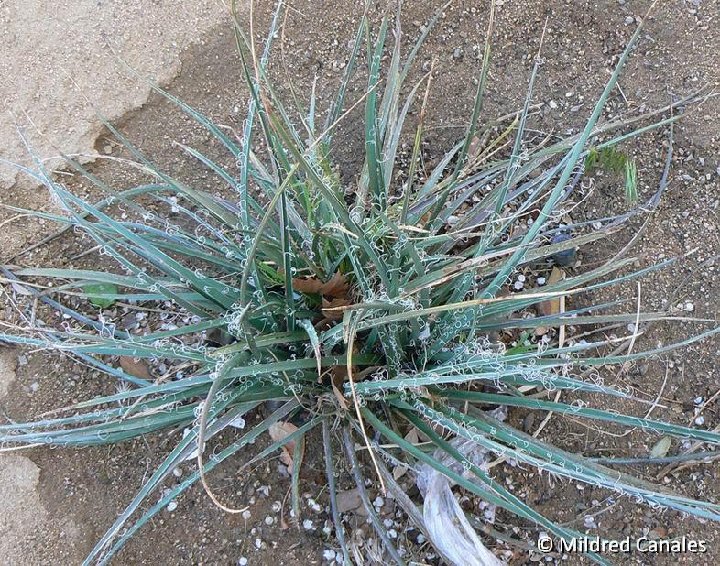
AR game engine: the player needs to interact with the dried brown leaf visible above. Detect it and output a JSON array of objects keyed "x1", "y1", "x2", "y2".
[
  {"x1": 336, "y1": 487, "x2": 364, "y2": 514},
  {"x1": 322, "y1": 296, "x2": 350, "y2": 320},
  {"x1": 292, "y1": 272, "x2": 349, "y2": 299},
  {"x1": 292, "y1": 276, "x2": 325, "y2": 294},
  {"x1": 537, "y1": 267, "x2": 564, "y2": 317},
  {"x1": 119, "y1": 356, "x2": 152, "y2": 380},
  {"x1": 320, "y1": 272, "x2": 349, "y2": 298},
  {"x1": 268, "y1": 421, "x2": 303, "y2": 473}
]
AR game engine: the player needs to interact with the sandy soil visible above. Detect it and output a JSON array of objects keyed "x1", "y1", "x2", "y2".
[
  {"x1": 1, "y1": 0, "x2": 719, "y2": 564},
  {"x1": 0, "y1": 0, "x2": 231, "y2": 257}
]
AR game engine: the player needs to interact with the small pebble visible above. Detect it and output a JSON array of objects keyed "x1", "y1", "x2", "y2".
[
  {"x1": 695, "y1": 416, "x2": 705, "y2": 426},
  {"x1": 513, "y1": 280, "x2": 524, "y2": 290},
  {"x1": 303, "y1": 519, "x2": 314, "y2": 530},
  {"x1": 229, "y1": 415, "x2": 246, "y2": 429},
  {"x1": 167, "y1": 501, "x2": 178, "y2": 512},
  {"x1": 373, "y1": 496, "x2": 384, "y2": 508},
  {"x1": 536, "y1": 277, "x2": 546, "y2": 286},
  {"x1": 242, "y1": 510, "x2": 251, "y2": 520},
  {"x1": 452, "y1": 47, "x2": 463, "y2": 60},
  {"x1": 323, "y1": 549, "x2": 337, "y2": 562},
  {"x1": 172, "y1": 467, "x2": 182, "y2": 478},
  {"x1": 625, "y1": 16, "x2": 635, "y2": 24},
  {"x1": 238, "y1": 558, "x2": 248, "y2": 566}
]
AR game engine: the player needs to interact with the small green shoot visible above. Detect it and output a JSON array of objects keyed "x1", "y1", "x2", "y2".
[{"x1": 82, "y1": 282, "x2": 119, "y2": 308}]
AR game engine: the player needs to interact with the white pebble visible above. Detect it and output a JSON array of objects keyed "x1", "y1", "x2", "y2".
[
  {"x1": 513, "y1": 280, "x2": 524, "y2": 290},
  {"x1": 264, "y1": 516, "x2": 274, "y2": 526},
  {"x1": 303, "y1": 519, "x2": 314, "y2": 530},
  {"x1": 242, "y1": 510, "x2": 251, "y2": 520},
  {"x1": 238, "y1": 558, "x2": 248, "y2": 566},
  {"x1": 172, "y1": 467, "x2": 182, "y2": 478},
  {"x1": 323, "y1": 549, "x2": 337, "y2": 561},
  {"x1": 388, "y1": 529, "x2": 398, "y2": 539},
  {"x1": 167, "y1": 500, "x2": 178, "y2": 512},
  {"x1": 517, "y1": 274, "x2": 526, "y2": 283},
  {"x1": 228, "y1": 415, "x2": 246, "y2": 429},
  {"x1": 695, "y1": 416, "x2": 705, "y2": 426},
  {"x1": 685, "y1": 302, "x2": 694, "y2": 312},
  {"x1": 537, "y1": 277, "x2": 546, "y2": 286},
  {"x1": 373, "y1": 496, "x2": 384, "y2": 508}
]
